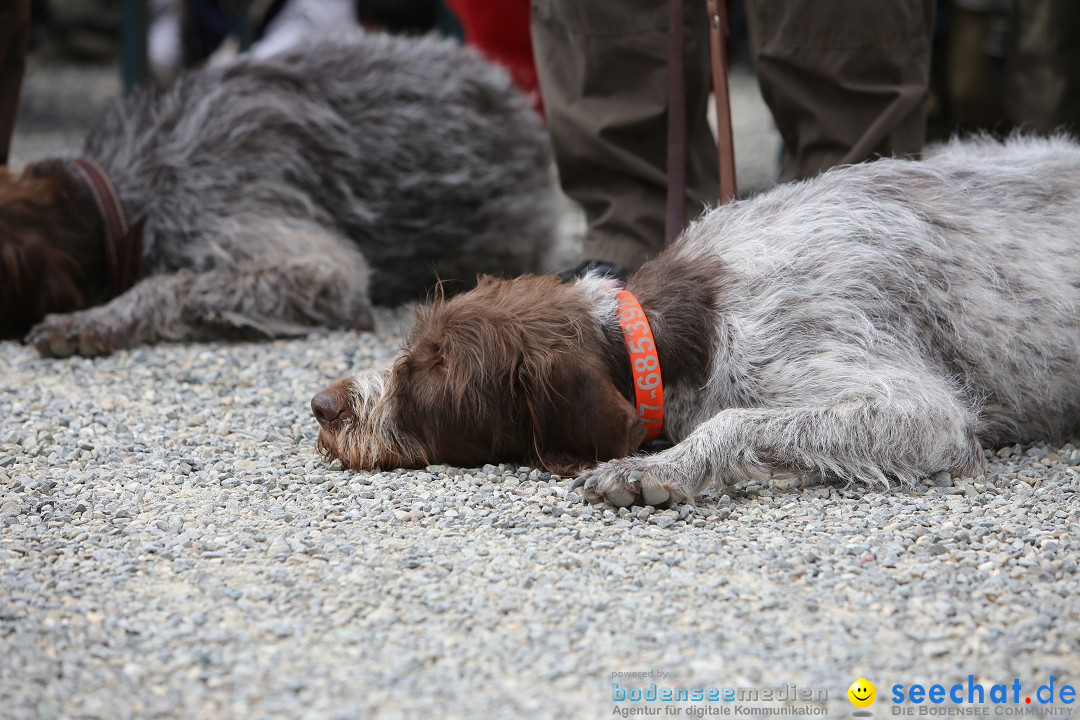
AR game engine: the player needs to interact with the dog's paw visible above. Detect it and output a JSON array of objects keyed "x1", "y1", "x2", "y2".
[
  {"x1": 569, "y1": 456, "x2": 695, "y2": 508},
  {"x1": 25, "y1": 312, "x2": 125, "y2": 358}
]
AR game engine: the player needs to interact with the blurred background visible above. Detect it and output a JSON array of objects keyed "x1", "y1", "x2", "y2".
[
  {"x1": 8, "y1": 0, "x2": 1080, "y2": 193},
  {"x1": 11, "y1": 0, "x2": 473, "y2": 161}
]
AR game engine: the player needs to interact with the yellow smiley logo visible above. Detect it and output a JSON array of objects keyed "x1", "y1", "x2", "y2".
[{"x1": 848, "y1": 678, "x2": 876, "y2": 708}]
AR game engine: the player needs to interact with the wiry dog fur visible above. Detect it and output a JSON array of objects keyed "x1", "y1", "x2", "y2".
[
  {"x1": 314, "y1": 135, "x2": 1080, "y2": 504},
  {"x1": 0, "y1": 33, "x2": 556, "y2": 355}
]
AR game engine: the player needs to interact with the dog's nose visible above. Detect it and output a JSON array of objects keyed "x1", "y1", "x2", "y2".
[{"x1": 311, "y1": 388, "x2": 348, "y2": 427}]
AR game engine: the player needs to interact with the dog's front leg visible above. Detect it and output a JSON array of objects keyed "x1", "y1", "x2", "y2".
[
  {"x1": 27, "y1": 259, "x2": 374, "y2": 357},
  {"x1": 572, "y1": 390, "x2": 985, "y2": 506},
  {"x1": 27, "y1": 217, "x2": 375, "y2": 357}
]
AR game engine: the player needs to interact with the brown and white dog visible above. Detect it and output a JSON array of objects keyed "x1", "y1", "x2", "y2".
[{"x1": 313, "y1": 135, "x2": 1080, "y2": 506}]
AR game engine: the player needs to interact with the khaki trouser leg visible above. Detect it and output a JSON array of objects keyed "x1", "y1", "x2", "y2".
[
  {"x1": 1007, "y1": 0, "x2": 1080, "y2": 133},
  {"x1": 531, "y1": 0, "x2": 719, "y2": 271},
  {"x1": 749, "y1": 0, "x2": 934, "y2": 182},
  {"x1": 0, "y1": 0, "x2": 31, "y2": 165}
]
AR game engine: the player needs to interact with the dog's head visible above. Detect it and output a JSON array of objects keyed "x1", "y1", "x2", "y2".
[
  {"x1": 313, "y1": 274, "x2": 645, "y2": 475},
  {"x1": 0, "y1": 161, "x2": 115, "y2": 339}
]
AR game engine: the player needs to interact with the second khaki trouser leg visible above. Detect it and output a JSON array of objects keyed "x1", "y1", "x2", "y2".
[
  {"x1": 531, "y1": 0, "x2": 719, "y2": 271},
  {"x1": 749, "y1": 0, "x2": 935, "y2": 182}
]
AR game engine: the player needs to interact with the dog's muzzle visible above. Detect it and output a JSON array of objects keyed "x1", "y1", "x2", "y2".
[{"x1": 311, "y1": 385, "x2": 353, "y2": 428}]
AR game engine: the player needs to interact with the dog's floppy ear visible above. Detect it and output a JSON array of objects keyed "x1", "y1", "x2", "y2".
[{"x1": 517, "y1": 353, "x2": 645, "y2": 476}]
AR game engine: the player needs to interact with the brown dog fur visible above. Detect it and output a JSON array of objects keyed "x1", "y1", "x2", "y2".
[
  {"x1": 315, "y1": 255, "x2": 723, "y2": 475},
  {"x1": 0, "y1": 161, "x2": 118, "y2": 339}
]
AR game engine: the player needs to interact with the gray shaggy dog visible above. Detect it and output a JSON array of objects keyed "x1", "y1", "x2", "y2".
[
  {"x1": 1, "y1": 33, "x2": 556, "y2": 355},
  {"x1": 313, "y1": 135, "x2": 1080, "y2": 505}
]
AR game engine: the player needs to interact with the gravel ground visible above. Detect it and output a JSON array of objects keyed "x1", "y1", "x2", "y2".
[
  {"x1": 3, "y1": 322, "x2": 1079, "y2": 719},
  {"x1": 3, "y1": 56, "x2": 1078, "y2": 720}
]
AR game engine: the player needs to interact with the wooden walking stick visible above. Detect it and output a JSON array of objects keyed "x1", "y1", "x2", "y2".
[{"x1": 707, "y1": 0, "x2": 738, "y2": 205}]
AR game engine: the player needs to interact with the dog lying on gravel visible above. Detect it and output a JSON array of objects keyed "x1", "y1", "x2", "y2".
[
  {"x1": 0, "y1": 34, "x2": 555, "y2": 356},
  {"x1": 312, "y1": 135, "x2": 1080, "y2": 506}
]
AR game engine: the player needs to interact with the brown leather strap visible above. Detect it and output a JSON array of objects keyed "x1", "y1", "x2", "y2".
[
  {"x1": 71, "y1": 157, "x2": 142, "y2": 296},
  {"x1": 707, "y1": 0, "x2": 737, "y2": 204},
  {"x1": 667, "y1": 0, "x2": 737, "y2": 248},
  {"x1": 664, "y1": 0, "x2": 688, "y2": 246}
]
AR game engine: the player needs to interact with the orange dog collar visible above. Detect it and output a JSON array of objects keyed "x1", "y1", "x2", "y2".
[{"x1": 616, "y1": 289, "x2": 664, "y2": 443}]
